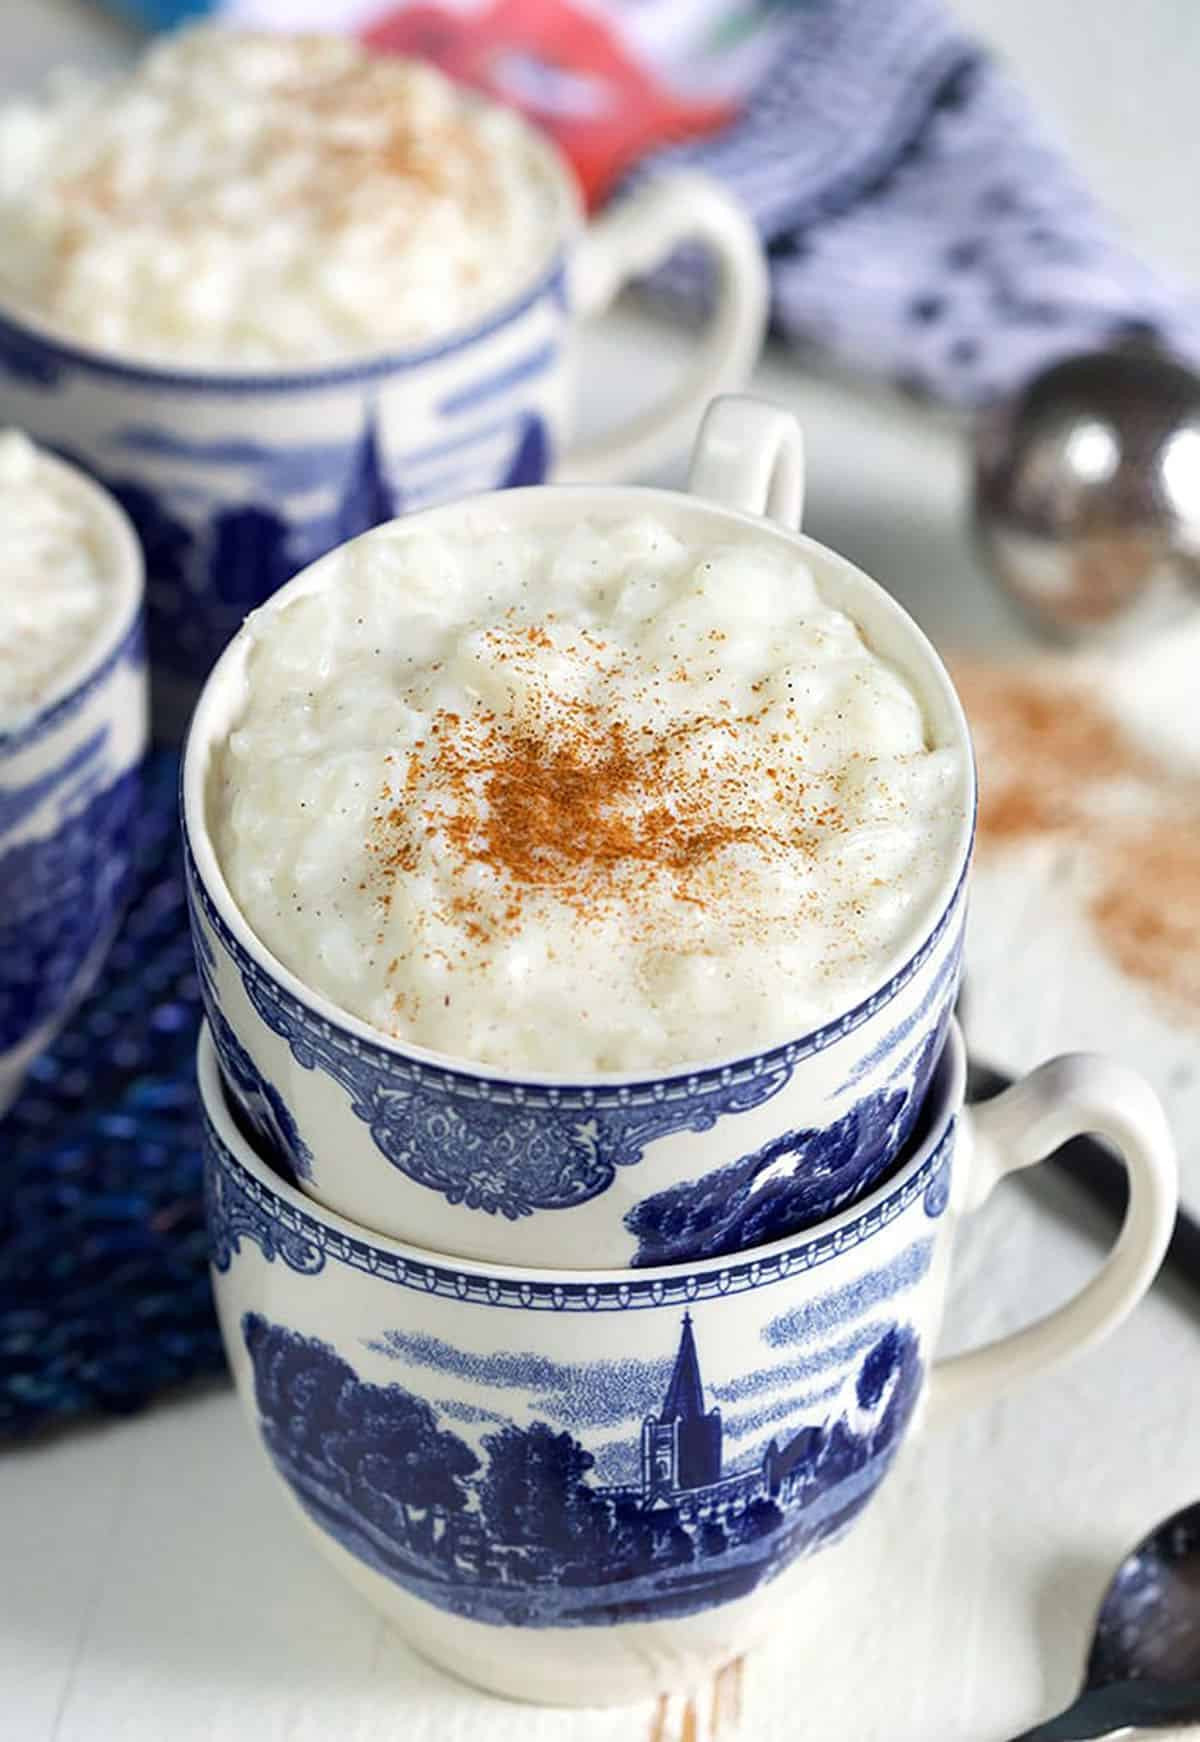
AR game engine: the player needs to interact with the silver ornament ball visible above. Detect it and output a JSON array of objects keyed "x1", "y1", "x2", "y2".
[{"x1": 972, "y1": 344, "x2": 1200, "y2": 640}]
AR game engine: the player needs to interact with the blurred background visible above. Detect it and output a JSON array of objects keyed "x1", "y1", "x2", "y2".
[{"x1": 10, "y1": 0, "x2": 1199, "y2": 278}]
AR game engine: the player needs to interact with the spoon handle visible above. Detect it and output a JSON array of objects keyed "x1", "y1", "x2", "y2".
[{"x1": 1008, "y1": 1679, "x2": 1200, "y2": 1740}]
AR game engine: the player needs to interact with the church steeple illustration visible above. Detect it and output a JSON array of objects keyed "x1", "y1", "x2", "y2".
[
  {"x1": 334, "y1": 406, "x2": 400, "y2": 545},
  {"x1": 641, "y1": 1314, "x2": 723, "y2": 1501}
]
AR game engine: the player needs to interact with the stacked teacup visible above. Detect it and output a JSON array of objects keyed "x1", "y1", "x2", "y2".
[
  {"x1": 0, "y1": 433, "x2": 148, "y2": 1115},
  {"x1": 182, "y1": 395, "x2": 1177, "y2": 1707},
  {"x1": 0, "y1": 27, "x2": 767, "y2": 742}
]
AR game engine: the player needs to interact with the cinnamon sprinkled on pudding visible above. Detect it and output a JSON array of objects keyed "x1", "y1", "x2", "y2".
[
  {"x1": 369, "y1": 670, "x2": 849, "y2": 941},
  {"x1": 0, "y1": 27, "x2": 563, "y2": 365},
  {"x1": 212, "y1": 517, "x2": 968, "y2": 1071}
]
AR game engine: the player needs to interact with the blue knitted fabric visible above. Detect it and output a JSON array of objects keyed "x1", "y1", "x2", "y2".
[{"x1": 0, "y1": 752, "x2": 224, "y2": 1436}]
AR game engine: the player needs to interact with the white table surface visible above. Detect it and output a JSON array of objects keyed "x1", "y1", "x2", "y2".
[{"x1": 2, "y1": 5, "x2": 1199, "y2": 1740}]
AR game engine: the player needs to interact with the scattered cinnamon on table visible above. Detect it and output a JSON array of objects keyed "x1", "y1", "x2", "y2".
[{"x1": 953, "y1": 657, "x2": 1200, "y2": 1023}]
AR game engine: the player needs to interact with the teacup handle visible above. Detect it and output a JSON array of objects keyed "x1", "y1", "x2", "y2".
[
  {"x1": 560, "y1": 174, "x2": 770, "y2": 484},
  {"x1": 686, "y1": 394, "x2": 805, "y2": 528},
  {"x1": 927, "y1": 1055, "x2": 1177, "y2": 1425}
]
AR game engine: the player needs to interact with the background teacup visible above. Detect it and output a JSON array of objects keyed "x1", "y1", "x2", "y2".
[
  {"x1": 199, "y1": 1019, "x2": 1176, "y2": 1707},
  {"x1": 0, "y1": 114, "x2": 766, "y2": 735},
  {"x1": 183, "y1": 397, "x2": 974, "y2": 1267},
  {"x1": 0, "y1": 450, "x2": 147, "y2": 1114}
]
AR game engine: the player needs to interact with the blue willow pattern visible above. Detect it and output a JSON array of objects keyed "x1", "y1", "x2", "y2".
[
  {"x1": 189, "y1": 838, "x2": 966, "y2": 1224},
  {"x1": 189, "y1": 853, "x2": 801, "y2": 1220},
  {"x1": 203, "y1": 1109, "x2": 954, "y2": 1302}
]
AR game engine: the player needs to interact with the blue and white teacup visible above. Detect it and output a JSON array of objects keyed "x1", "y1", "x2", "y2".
[
  {"x1": 0, "y1": 113, "x2": 766, "y2": 735},
  {"x1": 200, "y1": 1019, "x2": 1176, "y2": 1707},
  {"x1": 0, "y1": 450, "x2": 147, "y2": 1114},
  {"x1": 183, "y1": 397, "x2": 974, "y2": 1267}
]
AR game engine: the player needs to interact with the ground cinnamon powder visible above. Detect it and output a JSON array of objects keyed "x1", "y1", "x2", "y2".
[
  {"x1": 1091, "y1": 820, "x2": 1200, "y2": 1014},
  {"x1": 952, "y1": 661, "x2": 1154, "y2": 842},
  {"x1": 55, "y1": 53, "x2": 494, "y2": 244},
  {"x1": 953, "y1": 656, "x2": 1200, "y2": 1020},
  {"x1": 365, "y1": 625, "x2": 856, "y2": 962},
  {"x1": 371, "y1": 702, "x2": 846, "y2": 940}
]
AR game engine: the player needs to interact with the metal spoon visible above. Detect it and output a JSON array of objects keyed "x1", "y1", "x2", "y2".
[{"x1": 1009, "y1": 1502, "x2": 1200, "y2": 1740}]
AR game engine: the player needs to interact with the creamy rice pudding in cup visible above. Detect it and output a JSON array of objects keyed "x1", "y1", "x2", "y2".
[
  {"x1": 0, "y1": 25, "x2": 767, "y2": 730},
  {"x1": 183, "y1": 396, "x2": 974, "y2": 1264},
  {"x1": 0, "y1": 431, "x2": 146, "y2": 1113}
]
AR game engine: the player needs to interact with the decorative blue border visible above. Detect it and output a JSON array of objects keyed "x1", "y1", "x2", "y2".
[
  {"x1": 204, "y1": 1109, "x2": 955, "y2": 1305},
  {"x1": 0, "y1": 259, "x2": 568, "y2": 395},
  {"x1": 184, "y1": 824, "x2": 970, "y2": 1108},
  {"x1": 0, "y1": 613, "x2": 144, "y2": 757}
]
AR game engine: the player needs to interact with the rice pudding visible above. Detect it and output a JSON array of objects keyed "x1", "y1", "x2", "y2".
[
  {"x1": 0, "y1": 27, "x2": 566, "y2": 368},
  {"x1": 0, "y1": 431, "x2": 121, "y2": 730},
  {"x1": 209, "y1": 515, "x2": 969, "y2": 1073}
]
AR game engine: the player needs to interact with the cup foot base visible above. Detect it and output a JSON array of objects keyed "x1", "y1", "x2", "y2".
[{"x1": 295, "y1": 1507, "x2": 774, "y2": 1708}]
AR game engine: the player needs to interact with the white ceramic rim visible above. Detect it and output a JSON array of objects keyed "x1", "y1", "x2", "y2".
[
  {"x1": 0, "y1": 94, "x2": 583, "y2": 388},
  {"x1": 199, "y1": 1016, "x2": 965, "y2": 1287},
  {"x1": 0, "y1": 444, "x2": 144, "y2": 748},
  {"x1": 183, "y1": 481, "x2": 977, "y2": 1089}
]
